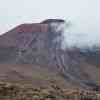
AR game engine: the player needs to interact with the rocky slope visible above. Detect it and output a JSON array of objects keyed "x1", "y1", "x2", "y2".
[{"x1": 0, "y1": 19, "x2": 100, "y2": 90}]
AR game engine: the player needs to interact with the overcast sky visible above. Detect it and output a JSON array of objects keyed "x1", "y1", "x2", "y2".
[{"x1": 0, "y1": 0, "x2": 100, "y2": 46}]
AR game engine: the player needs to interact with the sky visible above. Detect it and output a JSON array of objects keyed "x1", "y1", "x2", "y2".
[{"x1": 0, "y1": 0, "x2": 100, "y2": 47}]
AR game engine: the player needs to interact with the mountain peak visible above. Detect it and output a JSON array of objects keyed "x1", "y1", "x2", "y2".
[{"x1": 0, "y1": 19, "x2": 100, "y2": 90}]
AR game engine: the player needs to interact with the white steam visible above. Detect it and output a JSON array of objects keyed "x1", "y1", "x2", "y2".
[{"x1": 51, "y1": 20, "x2": 100, "y2": 50}]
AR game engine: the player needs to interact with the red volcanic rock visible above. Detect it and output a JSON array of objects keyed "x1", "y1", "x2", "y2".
[
  {"x1": 10, "y1": 23, "x2": 48, "y2": 33},
  {"x1": 0, "y1": 19, "x2": 65, "y2": 48},
  {"x1": 0, "y1": 23, "x2": 49, "y2": 48}
]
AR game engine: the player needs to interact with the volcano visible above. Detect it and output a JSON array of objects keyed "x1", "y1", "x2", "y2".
[{"x1": 0, "y1": 19, "x2": 100, "y2": 90}]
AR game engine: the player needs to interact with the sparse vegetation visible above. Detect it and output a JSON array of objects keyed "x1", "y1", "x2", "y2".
[{"x1": 0, "y1": 82, "x2": 100, "y2": 100}]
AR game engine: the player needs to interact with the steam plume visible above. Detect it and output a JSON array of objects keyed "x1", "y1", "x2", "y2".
[{"x1": 50, "y1": 19, "x2": 100, "y2": 50}]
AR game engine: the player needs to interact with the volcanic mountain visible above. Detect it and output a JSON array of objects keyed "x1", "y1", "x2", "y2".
[{"x1": 0, "y1": 19, "x2": 100, "y2": 90}]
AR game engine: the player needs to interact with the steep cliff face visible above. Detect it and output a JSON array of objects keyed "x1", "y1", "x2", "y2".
[{"x1": 0, "y1": 19, "x2": 100, "y2": 89}]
